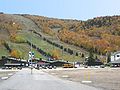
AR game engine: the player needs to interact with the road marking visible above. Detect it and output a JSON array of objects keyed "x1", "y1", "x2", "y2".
[
  {"x1": 81, "y1": 80, "x2": 92, "y2": 83},
  {"x1": 8, "y1": 73, "x2": 13, "y2": 76},
  {"x1": 1, "y1": 77, "x2": 8, "y2": 80},
  {"x1": 62, "y1": 75, "x2": 69, "y2": 78},
  {"x1": 51, "y1": 73, "x2": 56, "y2": 75}
]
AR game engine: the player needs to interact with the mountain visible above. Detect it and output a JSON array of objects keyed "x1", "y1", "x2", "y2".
[{"x1": 1, "y1": 13, "x2": 120, "y2": 62}]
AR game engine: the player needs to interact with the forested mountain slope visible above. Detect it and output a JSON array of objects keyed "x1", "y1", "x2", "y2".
[
  {"x1": 1, "y1": 13, "x2": 120, "y2": 62},
  {"x1": 24, "y1": 15, "x2": 120, "y2": 55}
]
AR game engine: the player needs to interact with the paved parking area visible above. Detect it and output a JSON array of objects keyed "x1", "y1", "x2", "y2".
[{"x1": 0, "y1": 68, "x2": 100, "y2": 90}]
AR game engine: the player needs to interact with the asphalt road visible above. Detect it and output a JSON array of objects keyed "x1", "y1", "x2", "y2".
[{"x1": 0, "y1": 68, "x2": 101, "y2": 90}]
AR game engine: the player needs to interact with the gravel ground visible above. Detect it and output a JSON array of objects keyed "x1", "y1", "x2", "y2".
[{"x1": 47, "y1": 68, "x2": 120, "y2": 90}]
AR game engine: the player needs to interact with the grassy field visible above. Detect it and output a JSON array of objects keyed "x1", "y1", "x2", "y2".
[
  {"x1": 0, "y1": 45, "x2": 9, "y2": 59},
  {"x1": 8, "y1": 41, "x2": 46, "y2": 60}
]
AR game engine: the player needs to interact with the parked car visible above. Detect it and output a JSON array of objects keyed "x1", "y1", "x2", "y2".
[
  {"x1": 1, "y1": 67, "x2": 6, "y2": 69},
  {"x1": 42, "y1": 65, "x2": 47, "y2": 69},
  {"x1": 53, "y1": 66, "x2": 57, "y2": 69},
  {"x1": 100, "y1": 65, "x2": 105, "y2": 68},
  {"x1": 35, "y1": 66, "x2": 40, "y2": 70},
  {"x1": 84, "y1": 65, "x2": 88, "y2": 68},
  {"x1": 47, "y1": 66, "x2": 52, "y2": 69},
  {"x1": 8, "y1": 67, "x2": 12, "y2": 69},
  {"x1": 17, "y1": 67, "x2": 22, "y2": 70}
]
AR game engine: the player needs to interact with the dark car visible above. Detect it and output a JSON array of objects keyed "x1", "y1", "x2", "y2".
[
  {"x1": 53, "y1": 66, "x2": 57, "y2": 69},
  {"x1": 8, "y1": 67, "x2": 12, "y2": 69},
  {"x1": 17, "y1": 67, "x2": 22, "y2": 70},
  {"x1": 1, "y1": 67, "x2": 6, "y2": 69}
]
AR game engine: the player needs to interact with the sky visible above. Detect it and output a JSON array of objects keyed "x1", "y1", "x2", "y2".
[{"x1": 0, "y1": 0, "x2": 120, "y2": 20}]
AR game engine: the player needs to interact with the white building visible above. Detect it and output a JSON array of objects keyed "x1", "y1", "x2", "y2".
[
  {"x1": 110, "y1": 51, "x2": 120, "y2": 66},
  {"x1": 111, "y1": 51, "x2": 120, "y2": 62}
]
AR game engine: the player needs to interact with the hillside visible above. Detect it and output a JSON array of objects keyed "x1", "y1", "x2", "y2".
[
  {"x1": 0, "y1": 13, "x2": 85, "y2": 62},
  {"x1": 23, "y1": 15, "x2": 120, "y2": 54},
  {"x1": 1, "y1": 13, "x2": 120, "y2": 62}
]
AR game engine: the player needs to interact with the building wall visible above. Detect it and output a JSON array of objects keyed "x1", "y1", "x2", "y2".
[
  {"x1": 115, "y1": 53, "x2": 120, "y2": 60},
  {"x1": 111, "y1": 53, "x2": 120, "y2": 61},
  {"x1": 111, "y1": 56, "x2": 115, "y2": 62}
]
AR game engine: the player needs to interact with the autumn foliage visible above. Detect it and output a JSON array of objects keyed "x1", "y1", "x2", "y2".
[
  {"x1": 10, "y1": 49, "x2": 22, "y2": 58},
  {"x1": 51, "y1": 49, "x2": 60, "y2": 60},
  {"x1": 22, "y1": 15, "x2": 120, "y2": 55},
  {"x1": 10, "y1": 34, "x2": 26, "y2": 43}
]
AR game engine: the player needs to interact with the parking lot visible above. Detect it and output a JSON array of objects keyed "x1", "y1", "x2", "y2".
[
  {"x1": 0, "y1": 69, "x2": 17, "y2": 81},
  {"x1": 47, "y1": 67, "x2": 120, "y2": 90}
]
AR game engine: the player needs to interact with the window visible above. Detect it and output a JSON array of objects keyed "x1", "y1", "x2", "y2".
[{"x1": 117, "y1": 55, "x2": 120, "y2": 57}]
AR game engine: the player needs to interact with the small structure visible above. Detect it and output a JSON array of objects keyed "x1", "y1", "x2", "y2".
[
  {"x1": 0, "y1": 12, "x2": 4, "y2": 14},
  {"x1": 37, "y1": 59, "x2": 50, "y2": 67},
  {"x1": 110, "y1": 51, "x2": 120, "y2": 66},
  {"x1": 84, "y1": 57, "x2": 103, "y2": 66},
  {"x1": 0, "y1": 56, "x2": 28, "y2": 68},
  {"x1": 49, "y1": 60, "x2": 70, "y2": 67},
  {"x1": 111, "y1": 51, "x2": 120, "y2": 61},
  {"x1": 37, "y1": 59, "x2": 71, "y2": 67}
]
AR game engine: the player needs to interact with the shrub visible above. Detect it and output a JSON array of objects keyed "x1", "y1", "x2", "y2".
[
  {"x1": 51, "y1": 49, "x2": 60, "y2": 60},
  {"x1": 10, "y1": 34, "x2": 26, "y2": 43}
]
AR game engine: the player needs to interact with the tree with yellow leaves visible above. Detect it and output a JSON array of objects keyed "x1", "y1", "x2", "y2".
[
  {"x1": 10, "y1": 49, "x2": 22, "y2": 59},
  {"x1": 51, "y1": 49, "x2": 60, "y2": 60}
]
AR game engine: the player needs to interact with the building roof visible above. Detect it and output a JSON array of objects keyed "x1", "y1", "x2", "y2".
[
  {"x1": 111, "y1": 51, "x2": 120, "y2": 56},
  {"x1": 37, "y1": 62, "x2": 49, "y2": 65},
  {"x1": 5, "y1": 63, "x2": 21, "y2": 66},
  {"x1": 8, "y1": 58, "x2": 27, "y2": 62}
]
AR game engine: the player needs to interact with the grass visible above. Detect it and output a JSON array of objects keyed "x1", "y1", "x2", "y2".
[
  {"x1": 8, "y1": 42, "x2": 46, "y2": 60},
  {"x1": 0, "y1": 31, "x2": 85, "y2": 62},
  {"x1": 0, "y1": 45, "x2": 9, "y2": 59},
  {"x1": 19, "y1": 32, "x2": 84, "y2": 62}
]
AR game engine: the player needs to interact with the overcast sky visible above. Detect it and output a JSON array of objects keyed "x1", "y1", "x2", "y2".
[{"x1": 0, "y1": 0, "x2": 120, "y2": 20}]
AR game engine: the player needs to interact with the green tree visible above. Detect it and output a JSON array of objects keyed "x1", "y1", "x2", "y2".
[
  {"x1": 87, "y1": 50, "x2": 95, "y2": 66},
  {"x1": 81, "y1": 53, "x2": 84, "y2": 58},
  {"x1": 107, "y1": 52, "x2": 111, "y2": 63}
]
